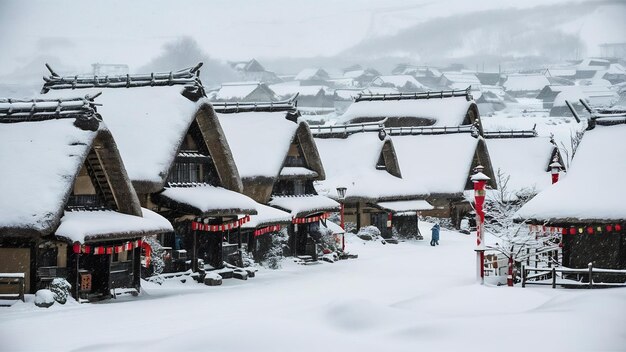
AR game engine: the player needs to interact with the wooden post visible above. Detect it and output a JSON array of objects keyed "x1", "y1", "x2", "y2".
[
  {"x1": 237, "y1": 227, "x2": 242, "y2": 249},
  {"x1": 18, "y1": 277, "x2": 24, "y2": 302},
  {"x1": 192, "y1": 230, "x2": 198, "y2": 272},
  {"x1": 551, "y1": 267, "x2": 556, "y2": 289},
  {"x1": 588, "y1": 262, "x2": 593, "y2": 289},
  {"x1": 526, "y1": 248, "x2": 530, "y2": 266},
  {"x1": 522, "y1": 266, "x2": 526, "y2": 288}
]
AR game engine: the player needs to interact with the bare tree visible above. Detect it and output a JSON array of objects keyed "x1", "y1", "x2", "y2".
[{"x1": 484, "y1": 169, "x2": 557, "y2": 285}]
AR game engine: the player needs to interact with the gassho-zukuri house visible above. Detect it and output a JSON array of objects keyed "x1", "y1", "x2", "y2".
[
  {"x1": 313, "y1": 129, "x2": 432, "y2": 238},
  {"x1": 337, "y1": 88, "x2": 484, "y2": 133},
  {"x1": 516, "y1": 113, "x2": 626, "y2": 279},
  {"x1": 40, "y1": 64, "x2": 262, "y2": 275},
  {"x1": 214, "y1": 100, "x2": 340, "y2": 259},
  {"x1": 0, "y1": 97, "x2": 172, "y2": 301},
  {"x1": 484, "y1": 128, "x2": 565, "y2": 201},
  {"x1": 335, "y1": 88, "x2": 495, "y2": 228}
]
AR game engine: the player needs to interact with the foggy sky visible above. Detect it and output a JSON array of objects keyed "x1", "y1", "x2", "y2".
[{"x1": 0, "y1": 0, "x2": 623, "y2": 80}]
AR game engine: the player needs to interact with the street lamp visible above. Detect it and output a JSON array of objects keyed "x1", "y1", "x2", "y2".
[
  {"x1": 336, "y1": 186, "x2": 347, "y2": 251},
  {"x1": 471, "y1": 165, "x2": 490, "y2": 285}
]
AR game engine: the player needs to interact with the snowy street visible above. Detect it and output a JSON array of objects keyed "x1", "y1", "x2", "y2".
[{"x1": 2, "y1": 223, "x2": 625, "y2": 352}]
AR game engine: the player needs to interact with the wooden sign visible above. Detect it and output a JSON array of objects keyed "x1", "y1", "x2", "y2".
[{"x1": 80, "y1": 273, "x2": 92, "y2": 292}]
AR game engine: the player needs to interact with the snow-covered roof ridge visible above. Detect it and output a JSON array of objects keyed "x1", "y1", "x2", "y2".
[
  {"x1": 41, "y1": 63, "x2": 204, "y2": 98},
  {"x1": 354, "y1": 87, "x2": 472, "y2": 102},
  {"x1": 516, "y1": 123, "x2": 626, "y2": 223},
  {"x1": 483, "y1": 126, "x2": 538, "y2": 139},
  {"x1": 0, "y1": 95, "x2": 99, "y2": 124},
  {"x1": 212, "y1": 96, "x2": 298, "y2": 114}
]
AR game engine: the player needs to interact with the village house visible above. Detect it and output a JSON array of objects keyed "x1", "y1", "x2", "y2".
[
  {"x1": 502, "y1": 73, "x2": 551, "y2": 98},
  {"x1": 209, "y1": 81, "x2": 278, "y2": 102},
  {"x1": 294, "y1": 68, "x2": 331, "y2": 86},
  {"x1": 439, "y1": 71, "x2": 482, "y2": 94},
  {"x1": 228, "y1": 59, "x2": 282, "y2": 84},
  {"x1": 389, "y1": 129, "x2": 496, "y2": 228},
  {"x1": 313, "y1": 130, "x2": 432, "y2": 238},
  {"x1": 536, "y1": 84, "x2": 619, "y2": 116},
  {"x1": 484, "y1": 128, "x2": 565, "y2": 201},
  {"x1": 337, "y1": 88, "x2": 483, "y2": 133},
  {"x1": 516, "y1": 112, "x2": 626, "y2": 280},
  {"x1": 40, "y1": 64, "x2": 262, "y2": 278},
  {"x1": 369, "y1": 75, "x2": 426, "y2": 92},
  {"x1": 0, "y1": 96, "x2": 172, "y2": 301},
  {"x1": 214, "y1": 101, "x2": 339, "y2": 260},
  {"x1": 343, "y1": 68, "x2": 380, "y2": 87},
  {"x1": 269, "y1": 82, "x2": 334, "y2": 113}
]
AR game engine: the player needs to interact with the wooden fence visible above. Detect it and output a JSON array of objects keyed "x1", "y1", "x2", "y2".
[{"x1": 522, "y1": 263, "x2": 626, "y2": 288}]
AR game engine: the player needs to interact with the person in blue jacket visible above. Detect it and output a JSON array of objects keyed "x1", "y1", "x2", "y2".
[{"x1": 430, "y1": 223, "x2": 440, "y2": 246}]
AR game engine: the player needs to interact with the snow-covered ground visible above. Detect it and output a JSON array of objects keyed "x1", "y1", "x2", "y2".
[{"x1": 1, "y1": 223, "x2": 625, "y2": 351}]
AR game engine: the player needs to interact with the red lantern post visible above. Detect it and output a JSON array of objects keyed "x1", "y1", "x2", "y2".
[
  {"x1": 471, "y1": 166, "x2": 490, "y2": 284},
  {"x1": 550, "y1": 158, "x2": 562, "y2": 184}
]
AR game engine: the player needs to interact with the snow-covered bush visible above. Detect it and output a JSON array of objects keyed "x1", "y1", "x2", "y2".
[
  {"x1": 35, "y1": 289, "x2": 55, "y2": 308},
  {"x1": 241, "y1": 250, "x2": 255, "y2": 268},
  {"x1": 260, "y1": 228, "x2": 288, "y2": 270},
  {"x1": 356, "y1": 226, "x2": 382, "y2": 241},
  {"x1": 143, "y1": 235, "x2": 165, "y2": 276},
  {"x1": 49, "y1": 278, "x2": 71, "y2": 304}
]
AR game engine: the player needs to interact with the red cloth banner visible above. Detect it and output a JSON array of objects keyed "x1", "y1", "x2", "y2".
[{"x1": 192, "y1": 215, "x2": 252, "y2": 232}]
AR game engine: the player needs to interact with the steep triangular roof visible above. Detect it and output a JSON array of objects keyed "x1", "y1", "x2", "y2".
[
  {"x1": 390, "y1": 132, "x2": 496, "y2": 195},
  {"x1": 0, "y1": 97, "x2": 169, "y2": 240},
  {"x1": 40, "y1": 65, "x2": 242, "y2": 194},
  {"x1": 314, "y1": 132, "x2": 429, "y2": 202},
  {"x1": 215, "y1": 103, "x2": 325, "y2": 203},
  {"x1": 517, "y1": 122, "x2": 626, "y2": 223}
]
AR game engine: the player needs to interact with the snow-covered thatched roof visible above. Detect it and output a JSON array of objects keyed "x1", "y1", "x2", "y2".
[
  {"x1": 503, "y1": 74, "x2": 550, "y2": 92},
  {"x1": 269, "y1": 195, "x2": 339, "y2": 218},
  {"x1": 391, "y1": 133, "x2": 496, "y2": 195},
  {"x1": 40, "y1": 67, "x2": 242, "y2": 194},
  {"x1": 216, "y1": 106, "x2": 326, "y2": 203},
  {"x1": 314, "y1": 133, "x2": 428, "y2": 202},
  {"x1": 241, "y1": 203, "x2": 292, "y2": 229},
  {"x1": 270, "y1": 82, "x2": 328, "y2": 99},
  {"x1": 295, "y1": 68, "x2": 329, "y2": 81},
  {"x1": 337, "y1": 90, "x2": 480, "y2": 130},
  {"x1": 486, "y1": 136, "x2": 560, "y2": 199},
  {"x1": 211, "y1": 82, "x2": 278, "y2": 101},
  {"x1": 0, "y1": 100, "x2": 170, "y2": 240},
  {"x1": 371, "y1": 75, "x2": 425, "y2": 89},
  {"x1": 153, "y1": 185, "x2": 259, "y2": 217},
  {"x1": 516, "y1": 123, "x2": 626, "y2": 223}
]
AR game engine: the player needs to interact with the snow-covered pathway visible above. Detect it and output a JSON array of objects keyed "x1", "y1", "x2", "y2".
[{"x1": 1, "y1": 225, "x2": 625, "y2": 352}]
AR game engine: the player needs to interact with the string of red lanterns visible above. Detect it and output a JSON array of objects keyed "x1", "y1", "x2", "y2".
[
  {"x1": 72, "y1": 239, "x2": 143, "y2": 255},
  {"x1": 254, "y1": 225, "x2": 282, "y2": 237},
  {"x1": 561, "y1": 223, "x2": 623, "y2": 235},
  {"x1": 292, "y1": 212, "x2": 330, "y2": 224},
  {"x1": 191, "y1": 215, "x2": 251, "y2": 232}
]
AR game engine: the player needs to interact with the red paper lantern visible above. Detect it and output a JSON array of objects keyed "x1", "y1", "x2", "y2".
[
  {"x1": 586, "y1": 227, "x2": 594, "y2": 234},
  {"x1": 562, "y1": 228, "x2": 568, "y2": 235},
  {"x1": 569, "y1": 227, "x2": 576, "y2": 235},
  {"x1": 616, "y1": 224, "x2": 622, "y2": 232},
  {"x1": 606, "y1": 225, "x2": 613, "y2": 232}
]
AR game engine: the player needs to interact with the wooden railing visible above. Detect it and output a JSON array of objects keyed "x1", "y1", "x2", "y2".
[
  {"x1": 522, "y1": 263, "x2": 626, "y2": 288},
  {"x1": 0, "y1": 273, "x2": 25, "y2": 301}
]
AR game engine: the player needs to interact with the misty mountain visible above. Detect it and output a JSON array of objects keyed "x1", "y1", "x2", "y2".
[{"x1": 340, "y1": 2, "x2": 623, "y2": 68}]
